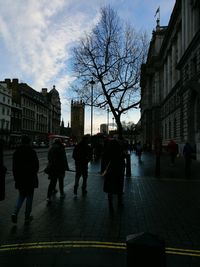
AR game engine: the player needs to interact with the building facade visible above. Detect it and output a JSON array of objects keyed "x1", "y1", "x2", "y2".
[
  {"x1": 0, "y1": 82, "x2": 12, "y2": 144},
  {"x1": 0, "y1": 79, "x2": 61, "y2": 147},
  {"x1": 140, "y1": 0, "x2": 200, "y2": 158}
]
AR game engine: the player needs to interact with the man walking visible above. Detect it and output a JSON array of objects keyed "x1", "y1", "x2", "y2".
[
  {"x1": 12, "y1": 135, "x2": 39, "y2": 224},
  {"x1": 73, "y1": 135, "x2": 92, "y2": 196},
  {"x1": 46, "y1": 138, "x2": 69, "y2": 204}
]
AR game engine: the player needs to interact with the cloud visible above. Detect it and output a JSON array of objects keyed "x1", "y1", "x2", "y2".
[
  {"x1": 0, "y1": 0, "x2": 99, "y2": 87},
  {"x1": 0, "y1": 0, "x2": 175, "y2": 132},
  {"x1": 0, "y1": 0, "x2": 101, "y2": 124}
]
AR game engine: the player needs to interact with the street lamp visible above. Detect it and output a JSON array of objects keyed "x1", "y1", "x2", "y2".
[
  {"x1": 107, "y1": 108, "x2": 109, "y2": 134},
  {"x1": 89, "y1": 78, "x2": 95, "y2": 136}
]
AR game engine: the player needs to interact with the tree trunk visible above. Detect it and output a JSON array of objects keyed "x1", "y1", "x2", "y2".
[{"x1": 116, "y1": 116, "x2": 123, "y2": 139}]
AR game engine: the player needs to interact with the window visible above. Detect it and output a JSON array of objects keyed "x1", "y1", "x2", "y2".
[
  {"x1": 174, "y1": 118, "x2": 177, "y2": 138},
  {"x1": 169, "y1": 121, "x2": 171, "y2": 139}
]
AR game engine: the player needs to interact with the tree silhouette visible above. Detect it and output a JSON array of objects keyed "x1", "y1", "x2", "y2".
[{"x1": 72, "y1": 6, "x2": 148, "y2": 137}]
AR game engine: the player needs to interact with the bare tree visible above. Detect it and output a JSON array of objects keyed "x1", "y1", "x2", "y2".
[{"x1": 72, "y1": 6, "x2": 148, "y2": 137}]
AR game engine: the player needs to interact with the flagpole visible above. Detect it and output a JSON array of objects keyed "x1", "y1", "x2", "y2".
[{"x1": 155, "y1": 6, "x2": 160, "y2": 29}]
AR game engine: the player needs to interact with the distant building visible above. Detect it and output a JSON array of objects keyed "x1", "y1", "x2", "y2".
[
  {"x1": 0, "y1": 81, "x2": 12, "y2": 144},
  {"x1": 100, "y1": 123, "x2": 108, "y2": 134},
  {"x1": 1, "y1": 78, "x2": 61, "y2": 147},
  {"x1": 71, "y1": 100, "x2": 85, "y2": 142},
  {"x1": 60, "y1": 119, "x2": 72, "y2": 137},
  {"x1": 47, "y1": 85, "x2": 61, "y2": 135}
]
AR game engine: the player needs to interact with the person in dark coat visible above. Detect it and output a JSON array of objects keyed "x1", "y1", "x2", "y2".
[
  {"x1": 12, "y1": 135, "x2": 39, "y2": 224},
  {"x1": 167, "y1": 140, "x2": 178, "y2": 165},
  {"x1": 0, "y1": 139, "x2": 7, "y2": 201},
  {"x1": 73, "y1": 135, "x2": 93, "y2": 196},
  {"x1": 103, "y1": 138, "x2": 126, "y2": 211},
  {"x1": 46, "y1": 138, "x2": 69, "y2": 204}
]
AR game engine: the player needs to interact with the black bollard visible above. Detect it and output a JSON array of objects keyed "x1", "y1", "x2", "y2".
[
  {"x1": 126, "y1": 232, "x2": 166, "y2": 267},
  {"x1": 126, "y1": 154, "x2": 131, "y2": 177},
  {"x1": 155, "y1": 154, "x2": 161, "y2": 177}
]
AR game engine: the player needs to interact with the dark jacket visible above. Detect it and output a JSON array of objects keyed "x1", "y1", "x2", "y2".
[
  {"x1": 103, "y1": 139, "x2": 126, "y2": 194},
  {"x1": 47, "y1": 142, "x2": 69, "y2": 175},
  {"x1": 73, "y1": 140, "x2": 92, "y2": 167},
  {"x1": 12, "y1": 144, "x2": 39, "y2": 191},
  {"x1": 183, "y1": 143, "x2": 193, "y2": 159}
]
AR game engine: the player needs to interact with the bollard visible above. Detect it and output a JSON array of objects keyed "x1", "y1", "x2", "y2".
[
  {"x1": 155, "y1": 154, "x2": 161, "y2": 177},
  {"x1": 126, "y1": 232, "x2": 166, "y2": 267},
  {"x1": 126, "y1": 154, "x2": 131, "y2": 177}
]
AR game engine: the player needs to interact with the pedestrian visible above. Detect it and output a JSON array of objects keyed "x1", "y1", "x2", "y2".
[
  {"x1": 46, "y1": 138, "x2": 69, "y2": 204},
  {"x1": 100, "y1": 138, "x2": 110, "y2": 175},
  {"x1": 11, "y1": 135, "x2": 39, "y2": 224},
  {"x1": 167, "y1": 140, "x2": 178, "y2": 165},
  {"x1": 0, "y1": 139, "x2": 7, "y2": 201},
  {"x1": 103, "y1": 138, "x2": 126, "y2": 211},
  {"x1": 72, "y1": 135, "x2": 93, "y2": 196},
  {"x1": 135, "y1": 141, "x2": 142, "y2": 162},
  {"x1": 183, "y1": 141, "x2": 193, "y2": 179}
]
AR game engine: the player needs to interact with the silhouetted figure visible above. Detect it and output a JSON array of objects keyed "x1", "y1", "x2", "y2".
[
  {"x1": 73, "y1": 135, "x2": 93, "y2": 196},
  {"x1": 100, "y1": 138, "x2": 110, "y2": 174},
  {"x1": 46, "y1": 138, "x2": 69, "y2": 204},
  {"x1": 103, "y1": 139, "x2": 126, "y2": 211},
  {"x1": 12, "y1": 135, "x2": 39, "y2": 224},
  {"x1": 183, "y1": 142, "x2": 193, "y2": 179},
  {"x1": 167, "y1": 140, "x2": 178, "y2": 165},
  {"x1": 0, "y1": 139, "x2": 7, "y2": 201},
  {"x1": 136, "y1": 141, "x2": 142, "y2": 162}
]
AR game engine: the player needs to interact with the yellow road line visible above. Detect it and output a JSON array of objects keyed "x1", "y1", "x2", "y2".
[
  {"x1": 1, "y1": 241, "x2": 200, "y2": 258},
  {"x1": 165, "y1": 247, "x2": 200, "y2": 257},
  {"x1": 0, "y1": 241, "x2": 126, "y2": 252}
]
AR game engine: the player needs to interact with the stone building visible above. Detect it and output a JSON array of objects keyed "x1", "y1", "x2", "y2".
[
  {"x1": 46, "y1": 85, "x2": 61, "y2": 135},
  {"x1": 140, "y1": 0, "x2": 200, "y2": 158},
  {"x1": 0, "y1": 81, "x2": 12, "y2": 145},
  {"x1": 1, "y1": 79, "x2": 61, "y2": 147},
  {"x1": 71, "y1": 100, "x2": 85, "y2": 142}
]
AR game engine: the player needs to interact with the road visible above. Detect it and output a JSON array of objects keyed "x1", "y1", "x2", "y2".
[{"x1": 1, "y1": 150, "x2": 200, "y2": 266}]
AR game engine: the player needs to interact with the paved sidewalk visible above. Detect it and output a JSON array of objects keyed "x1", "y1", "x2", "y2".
[
  {"x1": 131, "y1": 151, "x2": 200, "y2": 180},
  {"x1": 0, "y1": 151, "x2": 200, "y2": 266}
]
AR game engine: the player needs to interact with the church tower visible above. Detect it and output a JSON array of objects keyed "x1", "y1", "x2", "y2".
[{"x1": 71, "y1": 100, "x2": 85, "y2": 142}]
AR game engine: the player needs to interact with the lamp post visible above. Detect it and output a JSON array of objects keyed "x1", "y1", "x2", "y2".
[
  {"x1": 89, "y1": 78, "x2": 95, "y2": 136},
  {"x1": 112, "y1": 117, "x2": 114, "y2": 130},
  {"x1": 107, "y1": 108, "x2": 109, "y2": 134}
]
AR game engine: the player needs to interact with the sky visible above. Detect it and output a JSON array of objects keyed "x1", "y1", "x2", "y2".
[{"x1": 0, "y1": 0, "x2": 175, "y2": 134}]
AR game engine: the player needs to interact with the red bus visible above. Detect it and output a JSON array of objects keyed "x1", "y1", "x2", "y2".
[{"x1": 48, "y1": 134, "x2": 70, "y2": 147}]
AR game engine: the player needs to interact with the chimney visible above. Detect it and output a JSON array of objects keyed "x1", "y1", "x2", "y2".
[
  {"x1": 4, "y1": 78, "x2": 11, "y2": 85},
  {"x1": 42, "y1": 88, "x2": 48, "y2": 96},
  {"x1": 12, "y1": 78, "x2": 19, "y2": 84}
]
